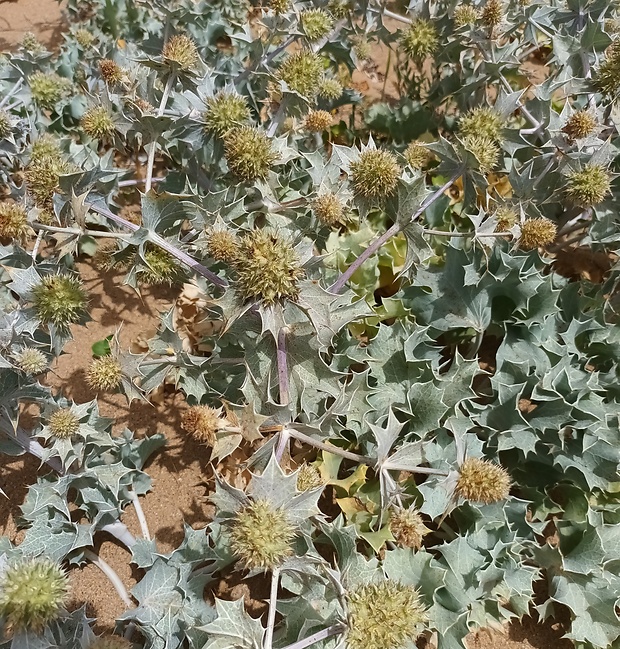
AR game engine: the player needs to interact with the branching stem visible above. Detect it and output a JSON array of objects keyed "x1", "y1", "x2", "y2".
[{"x1": 145, "y1": 74, "x2": 175, "y2": 193}]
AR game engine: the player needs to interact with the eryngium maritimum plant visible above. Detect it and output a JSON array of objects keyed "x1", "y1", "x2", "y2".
[
  {"x1": 278, "y1": 51, "x2": 324, "y2": 97},
  {"x1": 349, "y1": 149, "x2": 401, "y2": 198},
  {"x1": 86, "y1": 356, "x2": 123, "y2": 391},
  {"x1": 32, "y1": 274, "x2": 88, "y2": 326},
  {"x1": 28, "y1": 72, "x2": 72, "y2": 108},
  {"x1": 565, "y1": 164, "x2": 612, "y2": 207},
  {"x1": 458, "y1": 107, "x2": 504, "y2": 142},
  {"x1": 0, "y1": 202, "x2": 30, "y2": 241},
  {"x1": 399, "y1": 19, "x2": 438, "y2": 60},
  {"x1": 162, "y1": 34, "x2": 199, "y2": 71},
  {"x1": 81, "y1": 106, "x2": 115, "y2": 139},
  {"x1": 518, "y1": 218, "x2": 557, "y2": 250},
  {"x1": 48, "y1": 408, "x2": 81, "y2": 439},
  {"x1": 14, "y1": 348, "x2": 48, "y2": 375},
  {"x1": 204, "y1": 92, "x2": 251, "y2": 135},
  {"x1": 223, "y1": 126, "x2": 278, "y2": 181},
  {"x1": 312, "y1": 192, "x2": 345, "y2": 226},
  {"x1": 455, "y1": 458, "x2": 511, "y2": 504}
]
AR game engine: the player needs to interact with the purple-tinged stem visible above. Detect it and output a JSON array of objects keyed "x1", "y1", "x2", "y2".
[{"x1": 276, "y1": 327, "x2": 290, "y2": 406}]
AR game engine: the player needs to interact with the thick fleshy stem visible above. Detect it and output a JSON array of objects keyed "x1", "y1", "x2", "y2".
[
  {"x1": 276, "y1": 327, "x2": 290, "y2": 406},
  {"x1": 145, "y1": 74, "x2": 175, "y2": 193},
  {"x1": 83, "y1": 549, "x2": 134, "y2": 608},
  {"x1": 127, "y1": 488, "x2": 151, "y2": 540},
  {"x1": 281, "y1": 624, "x2": 346, "y2": 649},
  {"x1": 286, "y1": 427, "x2": 374, "y2": 464},
  {"x1": 263, "y1": 567, "x2": 281, "y2": 649},
  {"x1": 101, "y1": 522, "x2": 137, "y2": 548}
]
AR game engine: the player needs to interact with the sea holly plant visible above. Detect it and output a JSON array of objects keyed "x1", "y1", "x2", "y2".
[{"x1": 0, "y1": 0, "x2": 620, "y2": 648}]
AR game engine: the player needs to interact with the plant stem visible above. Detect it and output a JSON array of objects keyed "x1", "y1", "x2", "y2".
[
  {"x1": 0, "y1": 78, "x2": 23, "y2": 109},
  {"x1": 267, "y1": 98, "x2": 288, "y2": 138},
  {"x1": 145, "y1": 74, "x2": 175, "y2": 193},
  {"x1": 382, "y1": 461, "x2": 449, "y2": 475},
  {"x1": 118, "y1": 177, "x2": 165, "y2": 188},
  {"x1": 83, "y1": 549, "x2": 134, "y2": 608},
  {"x1": 263, "y1": 567, "x2": 280, "y2": 649},
  {"x1": 286, "y1": 427, "x2": 374, "y2": 465},
  {"x1": 127, "y1": 488, "x2": 151, "y2": 540},
  {"x1": 275, "y1": 428, "x2": 290, "y2": 463},
  {"x1": 32, "y1": 222, "x2": 132, "y2": 240},
  {"x1": 281, "y1": 624, "x2": 346, "y2": 649},
  {"x1": 422, "y1": 228, "x2": 511, "y2": 238},
  {"x1": 276, "y1": 328, "x2": 290, "y2": 406},
  {"x1": 6, "y1": 426, "x2": 63, "y2": 472},
  {"x1": 236, "y1": 35, "x2": 296, "y2": 85},
  {"x1": 31, "y1": 231, "x2": 43, "y2": 260},
  {"x1": 101, "y1": 522, "x2": 137, "y2": 548}
]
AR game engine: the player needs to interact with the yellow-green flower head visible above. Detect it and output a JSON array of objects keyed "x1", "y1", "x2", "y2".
[
  {"x1": 480, "y1": 0, "x2": 504, "y2": 28},
  {"x1": 399, "y1": 20, "x2": 438, "y2": 60},
  {"x1": 565, "y1": 164, "x2": 611, "y2": 207},
  {"x1": 21, "y1": 32, "x2": 45, "y2": 54},
  {"x1": 229, "y1": 499, "x2": 296, "y2": 571},
  {"x1": 318, "y1": 78, "x2": 344, "y2": 100},
  {"x1": 350, "y1": 149, "x2": 401, "y2": 198},
  {"x1": 404, "y1": 141, "x2": 433, "y2": 169},
  {"x1": 204, "y1": 92, "x2": 251, "y2": 135},
  {"x1": 0, "y1": 110, "x2": 12, "y2": 138},
  {"x1": 278, "y1": 51, "x2": 324, "y2": 98},
  {"x1": 88, "y1": 637, "x2": 132, "y2": 649},
  {"x1": 223, "y1": 126, "x2": 278, "y2": 182},
  {"x1": 518, "y1": 217, "x2": 557, "y2": 250},
  {"x1": 233, "y1": 230, "x2": 305, "y2": 305},
  {"x1": 81, "y1": 106, "x2": 115, "y2": 140},
  {"x1": 312, "y1": 192, "x2": 345, "y2": 226},
  {"x1": 99, "y1": 59, "x2": 123, "y2": 85},
  {"x1": 389, "y1": 507, "x2": 429, "y2": 550},
  {"x1": 304, "y1": 109, "x2": 333, "y2": 132},
  {"x1": 456, "y1": 457, "x2": 511, "y2": 503},
  {"x1": 346, "y1": 580, "x2": 426, "y2": 649},
  {"x1": 25, "y1": 153, "x2": 74, "y2": 209},
  {"x1": 162, "y1": 34, "x2": 199, "y2": 71},
  {"x1": 328, "y1": 0, "x2": 352, "y2": 19},
  {"x1": 75, "y1": 29, "x2": 96, "y2": 48},
  {"x1": 301, "y1": 9, "x2": 334, "y2": 42},
  {"x1": 353, "y1": 38, "x2": 372, "y2": 61},
  {"x1": 0, "y1": 202, "x2": 30, "y2": 241},
  {"x1": 48, "y1": 408, "x2": 80, "y2": 439},
  {"x1": 137, "y1": 246, "x2": 185, "y2": 286},
  {"x1": 296, "y1": 464, "x2": 324, "y2": 491},
  {"x1": 15, "y1": 348, "x2": 48, "y2": 375},
  {"x1": 205, "y1": 229, "x2": 240, "y2": 263},
  {"x1": 458, "y1": 107, "x2": 504, "y2": 142},
  {"x1": 32, "y1": 274, "x2": 89, "y2": 327},
  {"x1": 595, "y1": 42, "x2": 620, "y2": 96},
  {"x1": 271, "y1": 0, "x2": 291, "y2": 14},
  {"x1": 181, "y1": 405, "x2": 226, "y2": 445},
  {"x1": 493, "y1": 205, "x2": 518, "y2": 232},
  {"x1": 0, "y1": 556, "x2": 70, "y2": 632},
  {"x1": 86, "y1": 356, "x2": 123, "y2": 391},
  {"x1": 461, "y1": 134, "x2": 500, "y2": 173},
  {"x1": 562, "y1": 110, "x2": 597, "y2": 141},
  {"x1": 28, "y1": 72, "x2": 72, "y2": 109},
  {"x1": 31, "y1": 135, "x2": 62, "y2": 162},
  {"x1": 453, "y1": 5, "x2": 478, "y2": 27}
]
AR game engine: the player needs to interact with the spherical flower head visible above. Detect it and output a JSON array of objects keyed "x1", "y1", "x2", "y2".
[
  {"x1": 206, "y1": 229, "x2": 239, "y2": 263},
  {"x1": 28, "y1": 72, "x2": 72, "y2": 109},
  {"x1": 181, "y1": 405, "x2": 225, "y2": 445},
  {"x1": 399, "y1": 20, "x2": 438, "y2": 61},
  {"x1": 31, "y1": 135, "x2": 61, "y2": 163},
  {"x1": 48, "y1": 408, "x2": 80, "y2": 439},
  {"x1": 312, "y1": 192, "x2": 345, "y2": 226},
  {"x1": 389, "y1": 508, "x2": 428, "y2": 550},
  {"x1": 138, "y1": 246, "x2": 185, "y2": 286},
  {"x1": 454, "y1": 5, "x2": 478, "y2": 27},
  {"x1": 595, "y1": 54, "x2": 620, "y2": 97},
  {"x1": 518, "y1": 217, "x2": 557, "y2": 250},
  {"x1": 328, "y1": 0, "x2": 352, "y2": 19},
  {"x1": 346, "y1": 580, "x2": 426, "y2": 649},
  {"x1": 0, "y1": 110, "x2": 12, "y2": 138},
  {"x1": 493, "y1": 206, "x2": 518, "y2": 232},
  {"x1": 304, "y1": 110, "x2": 333, "y2": 132},
  {"x1": 21, "y1": 32, "x2": 45, "y2": 54},
  {"x1": 99, "y1": 59, "x2": 123, "y2": 85},
  {"x1": 278, "y1": 51, "x2": 324, "y2": 98},
  {"x1": 350, "y1": 149, "x2": 401, "y2": 199},
  {"x1": 318, "y1": 78, "x2": 343, "y2": 100},
  {"x1": 15, "y1": 348, "x2": 48, "y2": 375},
  {"x1": 87, "y1": 356, "x2": 123, "y2": 391},
  {"x1": 75, "y1": 29, "x2": 96, "y2": 48},
  {"x1": 0, "y1": 557, "x2": 69, "y2": 632},
  {"x1": 223, "y1": 126, "x2": 277, "y2": 182},
  {"x1": 480, "y1": 0, "x2": 504, "y2": 28},
  {"x1": 162, "y1": 35, "x2": 199, "y2": 71},
  {"x1": 32, "y1": 274, "x2": 88, "y2": 327},
  {"x1": 0, "y1": 202, "x2": 30, "y2": 241},
  {"x1": 271, "y1": 0, "x2": 291, "y2": 14},
  {"x1": 301, "y1": 9, "x2": 334, "y2": 41},
  {"x1": 461, "y1": 134, "x2": 500, "y2": 173},
  {"x1": 25, "y1": 153, "x2": 73, "y2": 209},
  {"x1": 88, "y1": 637, "x2": 132, "y2": 649},
  {"x1": 562, "y1": 111, "x2": 597, "y2": 141},
  {"x1": 296, "y1": 464, "x2": 323, "y2": 491},
  {"x1": 229, "y1": 499, "x2": 296, "y2": 571},
  {"x1": 81, "y1": 106, "x2": 115, "y2": 140},
  {"x1": 404, "y1": 141, "x2": 433, "y2": 169},
  {"x1": 233, "y1": 230, "x2": 305, "y2": 306},
  {"x1": 204, "y1": 93, "x2": 251, "y2": 136},
  {"x1": 459, "y1": 107, "x2": 504, "y2": 142},
  {"x1": 565, "y1": 164, "x2": 611, "y2": 207},
  {"x1": 456, "y1": 457, "x2": 511, "y2": 504}
]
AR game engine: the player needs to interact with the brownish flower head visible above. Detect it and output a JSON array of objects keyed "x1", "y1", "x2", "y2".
[
  {"x1": 562, "y1": 111, "x2": 597, "y2": 141},
  {"x1": 99, "y1": 59, "x2": 123, "y2": 85},
  {"x1": 304, "y1": 110, "x2": 333, "y2": 132},
  {"x1": 518, "y1": 218, "x2": 557, "y2": 250},
  {"x1": 389, "y1": 507, "x2": 428, "y2": 550},
  {"x1": 312, "y1": 192, "x2": 345, "y2": 226},
  {"x1": 162, "y1": 34, "x2": 199, "y2": 71},
  {"x1": 49, "y1": 408, "x2": 80, "y2": 439},
  {"x1": 480, "y1": 0, "x2": 504, "y2": 28},
  {"x1": 404, "y1": 141, "x2": 433, "y2": 169},
  {"x1": 206, "y1": 229, "x2": 239, "y2": 263},
  {"x1": 349, "y1": 149, "x2": 401, "y2": 198},
  {"x1": 0, "y1": 202, "x2": 30, "y2": 241},
  {"x1": 181, "y1": 405, "x2": 225, "y2": 445},
  {"x1": 296, "y1": 464, "x2": 324, "y2": 491},
  {"x1": 455, "y1": 457, "x2": 511, "y2": 504},
  {"x1": 87, "y1": 356, "x2": 123, "y2": 391}
]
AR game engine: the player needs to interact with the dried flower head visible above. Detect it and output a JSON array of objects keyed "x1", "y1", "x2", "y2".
[
  {"x1": 461, "y1": 134, "x2": 500, "y2": 173},
  {"x1": 304, "y1": 110, "x2": 333, "y2": 132},
  {"x1": 14, "y1": 348, "x2": 48, "y2": 375},
  {"x1": 0, "y1": 110, "x2": 12, "y2": 138},
  {"x1": 28, "y1": 72, "x2": 72, "y2": 109},
  {"x1": 181, "y1": 405, "x2": 226, "y2": 445},
  {"x1": 48, "y1": 408, "x2": 80, "y2": 439},
  {"x1": 390, "y1": 507, "x2": 429, "y2": 549},
  {"x1": 25, "y1": 152, "x2": 73, "y2": 209},
  {"x1": 99, "y1": 59, "x2": 123, "y2": 85},
  {"x1": 296, "y1": 464, "x2": 323, "y2": 491},
  {"x1": 480, "y1": 0, "x2": 504, "y2": 28},
  {"x1": 88, "y1": 637, "x2": 132, "y2": 649},
  {"x1": 562, "y1": 111, "x2": 597, "y2": 140},
  {"x1": 229, "y1": 499, "x2": 296, "y2": 570},
  {"x1": 350, "y1": 149, "x2": 401, "y2": 198},
  {"x1": 399, "y1": 20, "x2": 438, "y2": 60},
  {"x1": 459, "y1": 107, "x2": 504, "y2": 142},
  {"x1": 31, "y1": 135, "x2": 61, "y2": 162},
  {"x1": 206, "y1": 229, "x2": 239, "y2": 263},
  {"x1": 493, "y1": 206, "x2": 518, "y2": 232},
  {"x1": 223, "y1": 126, "x2": 277, "y2": 182},
  {"x1": 596, "y1": 41, "x2": 620, "y2": 96},
  {"x1": 204, "y1": 92, "x2": 251, "y2": 135},
  {"x1": 278, "y1": 51, "x2": 324, "y2": 98},
  {"x1": 318, "y1": 78, "x2": 344, "y2": 100},
  {"x1": 21, "y1": 32, "x2": 45, "y2": 54},
  {"x1": 233, "y1": 230, "x2": 305, "y2": 305},
  {"x1": 0, "y1": 557, "x2": 69, "y2": 632},
  {"x1": 137, "y1": 246, "x2": 185, "y2": 286},
  {"x1": 404, "y1": 141, "x2": 433, "y2": 169},
  {"x1": 162, "y1": 35, "x2": 199, "y2": 71},
  {"x1": 87, "y1": 356, "x2": 123, "y2": 391},
  {"x1": 565, "y1": 164, "x2": 612, "y2": 207},
  {"x1": 454, "y1": 5, "x2": 478, "y2": 27},
  {"x1": 312, "y1": 192, "x2": 345, "y2": 226},
  {"x1": 32, "y1": 274, "x2": 88, "y2": 327},
  {"x1": 456, "y1": 457, "x2": 511, "y2": 503},
  {"x1": 518, "y1": 218, "x2": 557, "y2": 249},
  {"x1": 81, "y1": 106, "x2": 115, "y2": 139},
  {"x1": 301, "y1": 9, "x2": 334, "y2": 41},
  {"x1": 271, "y1": 0, "x2": 291, "y2": 13},
  {"x1": 346, "y1": 580, "x2": 426, "y2": 649},
  {"x1": 75, "y1": 29, "x2": 96, "y2": 48},
  {"x1": 0, "y1": 202, "x2": 30, "y2": 241},
  {"x1": 134, "y1": 98, "x2": 154, "y2": 114}
]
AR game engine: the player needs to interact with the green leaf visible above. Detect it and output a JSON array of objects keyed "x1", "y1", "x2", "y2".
[{"x1": 201, "y1": 598, "x2": 264, "y2": 649}]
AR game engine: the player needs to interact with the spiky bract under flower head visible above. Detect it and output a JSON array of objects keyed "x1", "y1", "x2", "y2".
[
  {"x1": 0, "y1": 202, "x2": 30, "y2": 241},
  {"x1": 312, "y1": 193, "x2": 345, "y2": 226},
  {"x1": 204, "y1": 93, "x2": 251, "y2": 135},
  {"x1": 389, "y1": 508, "x2": 428, "y2": 550},
  {"x1": 459, "y1": 107, "x2": 504, "y2": 142},
  {"x1": 350, "y1": 149, "x2": 401, "y2": 198},
  {"x1": 301, "y1": 9, "x2": 334, "y2": 41},
  {"x1": 223, "y1": 127, "x2": 277, "y2": 182},
  {"x1": 278, "y1": 51, "x2": 324, "y2": 98},
  {"x1": 99, "y1": 59, "x2": 123, "y2": 85},
  {"x1": 565, "y1": 164, "x2": 611, "y2": 207},
  {"x1": 562, "y1": 110, "x2": 597, "y2": 140},
  {"x1": 81, "y1": 107, "x2": 115, "y2": 139},
  {"x1": 462, "y1": 134, "x2": 500, "y2": 173},
  {"x1": 25, "y1": 153, "x2": 73, "y2": 210},
  {"x1": 454, "y1": 5, "x2": 478, "y2": 27},
  {"x1": 48, "y1": 408, "x2": 80, "y2": 439},
  {"x1": 0, "y1": 110, "x2": 12, "y2": 138},
  {"x1": 456, "y1": 457, "x2": 511, "y2": 503},
  {"x1": 346, "y1": 580, "x2": 426, "y2": 649},
  {"x1": 15, "y1": 348, "x2": 48, "y2": 375},
  {"x1": 233, "y1": 230, "x2": 305, "y2": 305},
  {"x1": 518, "y1": 218, "x2": 557, "y2": 250},
  {"x1": 87, "y1": 356, "x2": 123, "y2": 391},
  {"x1": 229, "y1": 499, "x2": 296, "y2": 571},
  {"x1": 480, "y1": 0, "x2": 504, "y2": 27},
  {"x1": 28, "y1": 72, "x2": 72, "y2": 109},
  {"x1": 318, "y1": 78, "x2": 343, "y2": 100},
  {"x1": 206, "y1": 229, "x2": 239, "y2": 263},
  {"x1": 296, "y1": 464, "x2": 324, "y2": 491},
  {"x1": 399, "y1": 20, "x2": 438, "y2": 60},
  {"x1": 138, "y1": 247, "x2": 185, "y2": 286},
  {"x1": 32, "y1": 274, "x2": 88, "y2": 327},
  {"x1": 404, "y1": 141, "x2": 433, "y2": 169},
  {"x1": 0, "y1": 557, "x2": 69, "y2": 632},
  {"x1": 88, "y1": 637, "x2": 132, "y2": 649},
  {"x1": 162, "y1": 35, "x2": 199, "y2": 71},
  {"x1": 304, "y1": 110, "x2": 333, "y2": 132},
  {"x1": 181, "y1": 405, "x2": 225, "y2": 445}
]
